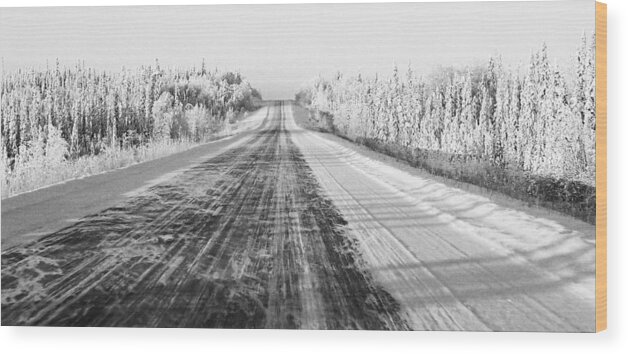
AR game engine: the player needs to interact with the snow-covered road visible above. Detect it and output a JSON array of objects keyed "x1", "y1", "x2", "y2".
[
  {"x1": 285, "y1": 103, "x2": 595, "y2": 332},
  {"x1": 1, "y1": 102, "x2": 595, "y2": 331}
]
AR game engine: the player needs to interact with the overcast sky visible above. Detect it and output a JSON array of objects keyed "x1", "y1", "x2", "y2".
[{"x1": 0, "y1": 1, "x2": 594, "y2": 99}]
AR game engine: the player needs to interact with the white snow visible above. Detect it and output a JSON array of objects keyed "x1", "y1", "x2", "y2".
[{"x1": 285, "y1": 103, "x2": 595, "y2": 332}]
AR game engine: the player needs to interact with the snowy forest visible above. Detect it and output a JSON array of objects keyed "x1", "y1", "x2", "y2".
[
  {"x1": 296, "y1": 35, "x2": 596, "y2": 222},
  {"x1": 0, "y1": 61, "x2": 262, "y2": 197}
]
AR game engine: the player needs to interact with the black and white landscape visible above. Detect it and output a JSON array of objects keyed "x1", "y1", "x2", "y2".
[{"x1": 1, "y1": 1, "x2": 596, "y2": 331}]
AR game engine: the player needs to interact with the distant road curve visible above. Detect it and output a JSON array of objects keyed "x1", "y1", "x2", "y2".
[{"x1": 1, "y1": 102, "x2": 595, "y2": 331}]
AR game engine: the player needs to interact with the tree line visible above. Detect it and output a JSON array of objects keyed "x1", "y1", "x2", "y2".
[
  {"x1": 1, "y1": 60, "x2": 261, "y2": 167},
  {"x1": 296, "y1": 35, "x2": 596, "y2": 221},
  {"x1": 1, "y1": 60, "x2": 262, "y2": 196}
]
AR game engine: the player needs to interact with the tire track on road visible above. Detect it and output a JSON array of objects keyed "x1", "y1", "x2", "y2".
[{"x1": 2, "y1": 102, "x2": 409, "y2": 330}]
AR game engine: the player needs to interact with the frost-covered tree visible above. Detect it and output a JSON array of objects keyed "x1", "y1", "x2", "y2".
[
  {"x1": 298, "y1": 39, "x2": 595, "y2": 186},
  {"x1": 572, "y1": 33, "x2": 596, "y2": 182},
  {"x1": 1, "y1": 61, "x2": 262, "y2": 196}
]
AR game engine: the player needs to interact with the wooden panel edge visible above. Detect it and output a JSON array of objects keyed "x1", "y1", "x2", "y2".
[{"x1": 595, "y1": 0, "x2": 607, "y2": 333}]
